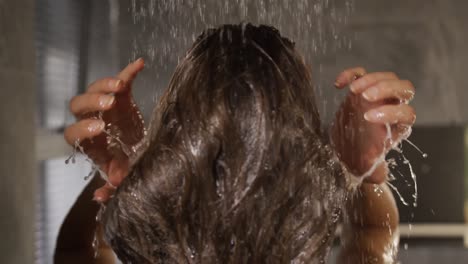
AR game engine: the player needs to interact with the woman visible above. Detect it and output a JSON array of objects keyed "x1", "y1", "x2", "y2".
[{"x1": 56, "y1": 24, "x2": 414, "y2": 263}]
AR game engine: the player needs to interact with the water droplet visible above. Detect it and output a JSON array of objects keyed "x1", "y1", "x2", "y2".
[
  {"x1": 404, "y1": 138, "x2": 427, "y2": 158},
  {"x1": 373, "y1": 184, "x2": 384, "y2": 197}
]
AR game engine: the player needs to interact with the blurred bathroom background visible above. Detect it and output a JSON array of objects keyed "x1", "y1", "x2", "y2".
[{"x1": 1, "y1": 0, "x2": 468, "y2": 263}]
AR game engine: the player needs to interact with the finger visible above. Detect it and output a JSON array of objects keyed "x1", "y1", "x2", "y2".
[
  {"x1": 87, "y1": 77, "x2": 124, "y2": 93},
  {"x1": 361, "y1": 79, "x2": 415, "y2": 103},
  {"x1": 349, "y1": 72, "x2": 399, "y2": 94},
  {"x1": 364, "y1": 104, "x2": 416, "y2": 125},
  {"x1": 364, "y1": 163, "x2": 389, "y2": 184},
  {"x1": 335, "y1": 67, "x2": 367, "y2": 88},
  {"x1": 107, "y1": 159, "x2": 129, "y2": 187},
  {"x1": 64, "y1": 119, "x2": 105, "y2": 145},
  {"x1": 117, "y1": 58, "x2": 145, "y2": 84},
  {"x1": 93, "y1": 183, "x2": 116, "y2": 203},
  {"x1": 391, "y1": 124, "x2": 412, "y2": 144},
  {"x1": 69, "y1": 93, "x2": 115, "y2": 116}
]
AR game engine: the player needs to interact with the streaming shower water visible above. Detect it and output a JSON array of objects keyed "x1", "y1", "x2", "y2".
[
  {"x1": 346, "y1": 122, "x2": 427, "y2": 210},
  {"x1": 127, "y1": 0, "x2": 357, "y2": 124}
]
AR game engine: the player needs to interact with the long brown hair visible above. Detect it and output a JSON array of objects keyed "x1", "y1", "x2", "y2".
[{"x1": 103, "y1": 24, "x2": 348, "y2": 263}]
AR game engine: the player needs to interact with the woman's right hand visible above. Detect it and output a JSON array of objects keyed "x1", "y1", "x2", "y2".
[
  {"x1": 64, "y1": 58, "x2": 146, "y2": 202},
  {"x1": 331, "y1": 67, "x2": 416, "y2": 183}
]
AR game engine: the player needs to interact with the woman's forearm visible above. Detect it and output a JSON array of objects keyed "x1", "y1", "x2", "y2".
[
  {"x1": 54, "y1": 175, "x2": 116, "y2": 264},
  {"x1": 338, "y1": 183, "x2": 400, "y2": 264}
]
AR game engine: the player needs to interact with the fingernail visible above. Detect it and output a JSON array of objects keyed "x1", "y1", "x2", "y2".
[
  {"x1": 362, "y1": 87, "x2": 378, "y2": 101},
  {"x1": 108, "y1": 79, "x2": 122, "y2": 89},
  {"x1": 364, "y1": 110, "x2": 384, "y2": 122},
  {"x1": 135, "y1": 57, "x2": 144, "y2": 64},
  {"x1": 99, "y1": 95, "x2": 115, "y2": 108},
  {"x1": 88, "y1": 120, "x2": 105, "y2": 133},
  {"x1": 350, "y1": 78, "x2": 365, "y2": 93}
]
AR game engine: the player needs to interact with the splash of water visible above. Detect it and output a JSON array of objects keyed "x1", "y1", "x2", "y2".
[
  {"x1": 64, "y1": 140, "x2": 81, "y2": 165},
  {"x1": 404, "y1": 138, "x2": 428, "y2": 158},
  {"x1": 387, "y1": 139, "x2": 427, "y2": 208},
  {"x1": 387, "y1": 181, "x2": 409, "y2": 206},
  {"x1": 338, "y1": 121, "x2": 425, "y2": 225},
  {"x1": 401, "y1": 153, "x2": 418, "y2": 207},
  {"x1": 65, "y1": 139, "x2": 110, "y2": 182}
]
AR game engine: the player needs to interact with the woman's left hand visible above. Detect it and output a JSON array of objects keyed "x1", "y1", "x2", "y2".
[{"x1": 330, "y1": 67, "x2": 416, "y2": 183}]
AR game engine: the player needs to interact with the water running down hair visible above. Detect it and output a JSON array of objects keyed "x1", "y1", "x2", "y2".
[{"x1": 102, "y1": 24, "x2": 349, "y2": 263}]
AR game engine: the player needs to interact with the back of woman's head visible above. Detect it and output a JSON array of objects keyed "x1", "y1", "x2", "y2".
[{"x1": 103, "y1": 23, "x2": 348, "y2": 263}]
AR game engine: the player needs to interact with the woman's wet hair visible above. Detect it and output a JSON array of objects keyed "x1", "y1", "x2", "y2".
[{"x1": 102, "y1": 24, "x2": 348, "y2": 263}]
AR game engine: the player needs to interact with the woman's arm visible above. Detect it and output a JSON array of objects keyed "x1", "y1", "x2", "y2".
[
  {"x1": 338, "y1": 181, "x2": 399, "y2": 264},
  {"x1": 332, "y1": 66, "x2": 414, "y2": 262},
  {"x1": 56, "y1": 59, "x2": 145, "y2": 263},
  {"x1": 54, "y1": 175, "x2": 116, "y2": 264}
]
